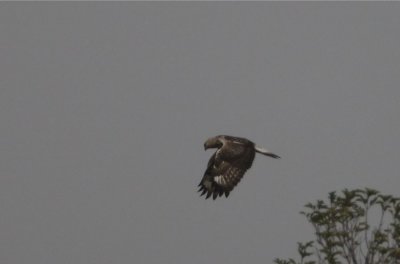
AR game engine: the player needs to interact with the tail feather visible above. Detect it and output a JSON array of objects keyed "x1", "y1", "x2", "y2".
[{"x1": 254, "y1": 146, "x2": 281, "y2": 159}]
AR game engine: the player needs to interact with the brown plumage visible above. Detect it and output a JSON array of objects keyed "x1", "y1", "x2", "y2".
[{"x1": 198, "y1": 135, "x2": 280, "y2": 200}]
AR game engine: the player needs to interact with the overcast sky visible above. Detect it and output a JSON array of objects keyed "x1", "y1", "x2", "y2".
[{"x1": 1, "y1": 3, "x2": 400, "y2": 264}]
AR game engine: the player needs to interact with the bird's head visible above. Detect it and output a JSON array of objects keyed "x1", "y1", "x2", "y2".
[{"x1": 204, "y1": 136, "x2": 223, "y2": 150}]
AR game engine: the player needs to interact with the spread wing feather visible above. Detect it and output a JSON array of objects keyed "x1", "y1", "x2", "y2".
[{"x1": 198, "y1": 140, "x2": 256, "y2": 200}]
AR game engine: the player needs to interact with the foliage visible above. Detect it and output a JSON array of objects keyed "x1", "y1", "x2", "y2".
[{"x1": 274, "y1": 188, "x2": 400, "y2": 264}]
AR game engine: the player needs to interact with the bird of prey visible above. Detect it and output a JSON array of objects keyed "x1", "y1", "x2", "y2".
[{"x1": 198, "y1": 135, "x2": 280, "y2": 200}]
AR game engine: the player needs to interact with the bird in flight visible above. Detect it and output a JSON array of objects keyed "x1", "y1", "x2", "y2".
[{"x1": 198, "y1": 135, "x2": 280, "y2": 200}]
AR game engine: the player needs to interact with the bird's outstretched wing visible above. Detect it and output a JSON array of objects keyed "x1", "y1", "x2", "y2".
[{"x1": 198, "y1": 143, "x2": 255, "y2": 200}]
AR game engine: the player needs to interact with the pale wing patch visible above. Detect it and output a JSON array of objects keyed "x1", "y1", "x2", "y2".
[
  {"x1": 214, "y1": 167, "x2": 244, "y2": 188},
  {"x1": 214, "y1": 175, "x2": 224, "y2": 185}
]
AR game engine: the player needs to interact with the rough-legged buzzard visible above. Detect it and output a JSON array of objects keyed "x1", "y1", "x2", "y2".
[{"x1": 198, "y1": 135, "x2": 280, "y2": 200}]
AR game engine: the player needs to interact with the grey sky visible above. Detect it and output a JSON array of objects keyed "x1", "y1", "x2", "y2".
[{"x1": 1, "y1": 3, "x2": 400, "y2": 264}]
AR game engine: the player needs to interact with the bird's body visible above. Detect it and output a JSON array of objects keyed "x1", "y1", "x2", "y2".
[{"x1": 198, "y1": 135, "x2": 280, "y2": 200}]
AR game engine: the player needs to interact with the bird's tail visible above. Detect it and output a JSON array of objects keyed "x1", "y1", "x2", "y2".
[{"x1": 254, "y1": 146, "x2": 281, "y2": 159}]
